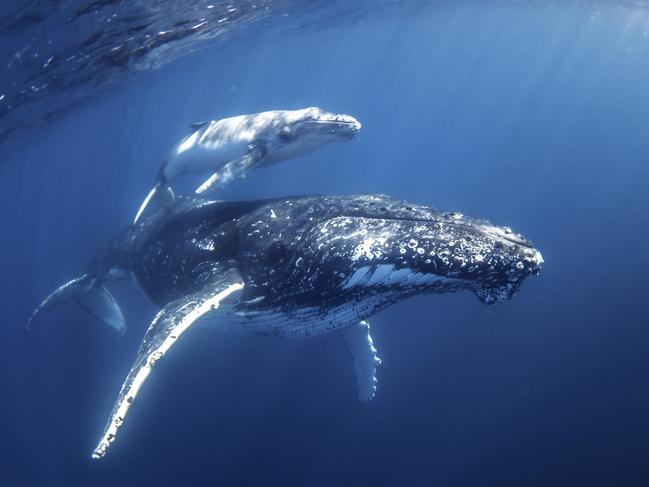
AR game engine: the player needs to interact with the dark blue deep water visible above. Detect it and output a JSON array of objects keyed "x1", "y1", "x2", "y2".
[{"x1": 2, "y1": 1, "x2": 649, "y2": 486}]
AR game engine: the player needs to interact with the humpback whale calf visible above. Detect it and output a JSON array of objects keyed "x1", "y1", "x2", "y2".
[
  {"x1": 133, "y1": 107, "x2": 362, "y2": 223},
  {"x1": 28, "y1": 194, "x2": 543, "y2": 459}
]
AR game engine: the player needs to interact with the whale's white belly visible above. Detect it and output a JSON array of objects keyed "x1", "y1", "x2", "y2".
[
  {"x1": 165, "y1": 131, "x2": 250, "y2": 180},
  {"x1": 198, "y1": 295, "x2": 394, "y2": 338}
]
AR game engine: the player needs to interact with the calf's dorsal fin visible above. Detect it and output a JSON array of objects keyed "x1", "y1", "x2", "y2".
[{"x1": 188, "y1": 121, "x2": 209, "y2": 132}]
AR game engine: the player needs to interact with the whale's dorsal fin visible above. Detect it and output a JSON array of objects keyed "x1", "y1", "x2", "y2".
[
  {"x1": 188, "y1": 121, "x2": 209, "y2": 132},
  {"x1": 342, "y1": 321, "x2": 381, "y2": 401},
  {"x1": 92, "y1": 268, "x2": 244, "y2": 460}
]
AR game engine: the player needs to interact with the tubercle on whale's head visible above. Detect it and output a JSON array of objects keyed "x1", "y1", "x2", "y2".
[{"x1": 310, "y1": 199, "x2": 543, "y2": 304}]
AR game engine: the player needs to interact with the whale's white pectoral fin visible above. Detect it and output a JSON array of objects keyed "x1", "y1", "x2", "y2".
[
  {"x1": 195, "y1": 146, "x2": 266, "y2": 194},
  {"x1": 195, "y1": 171, "x2": 221, "y2": 194},
  {"x1": 92, "y1": 270, "x2": 244, "y2": 460},
  {"x1": 342, "y1": 321, "x2": 381, "y2": 402}
]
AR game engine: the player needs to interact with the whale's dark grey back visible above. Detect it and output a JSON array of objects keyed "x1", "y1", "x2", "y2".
[{"x1": 93, "y1": 194, "x2": 542, "y2": 316}]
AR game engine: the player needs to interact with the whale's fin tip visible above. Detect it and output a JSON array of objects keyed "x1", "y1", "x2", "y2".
[{"x1": 342, "y1": 320, "x2": 381, "y2": 402}]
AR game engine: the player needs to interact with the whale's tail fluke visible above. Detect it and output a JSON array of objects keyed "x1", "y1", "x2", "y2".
[
  {"x1": 26, "y1": 274, "x2": 125, "y2": 335},
  {"x1": 133, "y1": 182, "x2": 175, "y2": 224}
]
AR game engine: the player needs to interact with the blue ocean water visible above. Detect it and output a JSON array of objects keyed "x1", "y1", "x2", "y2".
[{"x1": 1, "y1": 1, "x2": 649, "y2": 485}]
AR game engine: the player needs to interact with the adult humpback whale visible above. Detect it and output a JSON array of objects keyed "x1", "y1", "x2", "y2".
[
  {"x1": 133, "y1": 107, "x2": 362, "y2": 223},
  {"x1": 28, "y1": 194, "x2": 543, "y2": 459}
]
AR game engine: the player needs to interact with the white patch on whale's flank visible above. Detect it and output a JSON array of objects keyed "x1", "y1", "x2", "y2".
[
  {"x1": 366, "y1": 265, "x2": 395, "y2": 286},
  {"x1": 342, "y1": 267, "x2": 371, "y2": 289},
  {"x1": 91, "y1": 282, "x2": 243, "y2": 460},
  {"x1": 383, "y1": 267, "x2": 411, "y2": 285},
  {"x1": 341, "y1": 265, "x2": 459, "y2": 291},
  {"x1": 415, "y1": 273, "x2": 442, "y2": 286}
]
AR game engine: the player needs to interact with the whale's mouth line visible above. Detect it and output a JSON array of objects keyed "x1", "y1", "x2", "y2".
[{"x1": 300, "y1": 119, "x2": 360, "y2": 128}]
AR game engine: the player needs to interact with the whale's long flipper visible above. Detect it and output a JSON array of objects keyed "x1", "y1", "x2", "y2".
[
  {"x1": 133, "y1": 183, "x2": 176, "y2": 224},
  {"x1": 195, "y1": 145, "x2": 266, "y2": 194},
  {"x1": 26, "y1": 274, "x2": 125, "y2": 335},
  {"x1": 342, "y1": 321, "x2": 381, "y2": 401},
  {"x1": 92, "y1": 270, "x2": 244, "y2": 460}
]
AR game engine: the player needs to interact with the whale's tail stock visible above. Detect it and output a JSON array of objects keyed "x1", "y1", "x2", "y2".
[
  {"x1": 26, "y1": 274, "x2": 125, "y2": 335},
  {"x1": 133, "y1": 181, "x2": 176, "y2": 225}
]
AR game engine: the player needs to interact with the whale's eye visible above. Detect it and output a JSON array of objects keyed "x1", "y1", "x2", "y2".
[{"x1": 278, "y1": 126, "x2": 295, "y2": 142}]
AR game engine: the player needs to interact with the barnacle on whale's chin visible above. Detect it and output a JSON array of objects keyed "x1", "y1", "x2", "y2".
[
  {"x1": 474, "y1": 283, "x2": 521, "y2": 304},
  {"x1": 473, "y1": 248, "x2": 544, "y2": 304}
]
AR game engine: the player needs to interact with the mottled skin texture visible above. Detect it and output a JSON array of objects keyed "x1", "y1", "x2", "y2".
[
  {"x1": 40, "y1": 193, "x2": 543, "y2": 459},
  {"x1": 93, "y1": 194, "x2": 542, "y2": 336}
]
